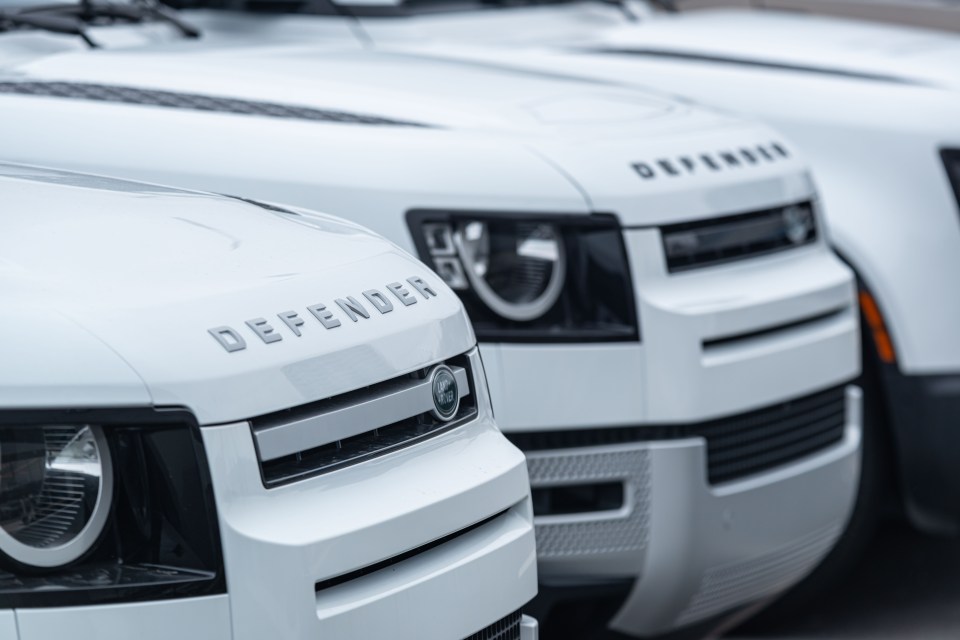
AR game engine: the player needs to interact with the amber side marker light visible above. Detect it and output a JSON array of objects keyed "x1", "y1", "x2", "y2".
[{"x1": 859, "y1": 289, "x2": 896, "y2": 364}]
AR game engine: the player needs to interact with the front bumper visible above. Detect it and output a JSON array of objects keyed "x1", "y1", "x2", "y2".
[
  {"x1": 884, "y1": 371, "x2": 960, "y2": 535},
  {"x1": 9, "y1": 600, "x2": 540, "y2": 640},
  {"x1": 7, "y1": 416, "x2": 537, "y2": 640},
  {"x1": 523, "y1": 386, "x2": 861, "y2": 636}
]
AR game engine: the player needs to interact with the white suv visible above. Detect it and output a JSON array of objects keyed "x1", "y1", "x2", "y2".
[
  {"x1": 0, "y1": 162, "x2": 538, "y2": 640},
  {"x1": 0, "y1": 13, "x2": 861, "y2": 636},
  {"x1": 209, "y1": 0, "x2": 960, "y2": 611}
]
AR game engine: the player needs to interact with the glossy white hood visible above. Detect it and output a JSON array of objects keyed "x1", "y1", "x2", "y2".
[
  {"x1": 595, "y1": 9, "x2": 960, "y2": 89},
  {"x1": 0, "y1": 164, "x2": 473, "y2": 424},
  {"x1": 4, "y1": 37, "x2": 731, "y2": 136},
  {"x1": 0, "y1": 30, "x2": 813, "y2": 227}
]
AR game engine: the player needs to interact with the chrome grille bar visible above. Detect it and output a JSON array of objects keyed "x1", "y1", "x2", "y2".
[{"x1": 255, "y1": 366, "x2": 470, "y2": 462}]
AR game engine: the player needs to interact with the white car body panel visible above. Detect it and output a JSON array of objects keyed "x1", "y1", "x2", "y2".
[
  {"x1": 0, "y1": 25, "x2": 860, "y2": 635},
  {"x1": 324, "y1": 1, "x2": 960, "y2": 375},
  {"x1": 270, "y1": 0, "x2": 960, "y2": 532},
  {"x1": 0, "y1": 165, "x2": 537, "y2": 639}
]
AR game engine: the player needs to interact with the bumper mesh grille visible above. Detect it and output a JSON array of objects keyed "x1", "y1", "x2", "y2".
[
  {"x1": 703, "y1": 386, "x2": 846, "y2": 484},
  {"x1": 464, "y1": 609, "x2": 522, "y2": 640},
  {"x1": 526, "y1": 447, "x2": 651, "y2": 558},
  {"x1": 507, "y1": 385, "x2": 847, "y2": 485}
]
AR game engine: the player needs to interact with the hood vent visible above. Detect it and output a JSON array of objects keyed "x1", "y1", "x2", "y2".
[{"x1": 0, "y1": 81, "x2": 431, "y2": 127}]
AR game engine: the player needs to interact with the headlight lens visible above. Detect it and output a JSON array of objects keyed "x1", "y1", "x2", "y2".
[
  {"x1": 0, "y1": 425, "x2": 112, "y2": 569},
  {"x1": 409, "y1": 211, "x2": 638, "y2": 342},
  {"x1": 454, "y1": 220, "x2": 566, "y2": 322},
  {"x1": 0, "y1": 410, "x2": 223, "y2": 608}
]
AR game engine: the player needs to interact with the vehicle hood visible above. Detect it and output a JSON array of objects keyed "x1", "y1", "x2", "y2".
[
  {"x1": 595, "y1": 9, "x2": 960, "y2": 89},
  {"x1": 1, "y1": 32, "x2": 743, "y2": 137},
  {"x1": 0, "y1": 33, "x2": 816, "y2": 225},
  {"x1": 0, "y1": 164, "x2": 472, "y2": 424}
]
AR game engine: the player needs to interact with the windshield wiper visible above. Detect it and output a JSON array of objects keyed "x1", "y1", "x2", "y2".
[
  {"x1": 648, "y1": 0, "x2": 677, "y2": 11},
  {"x1": 16, "y1": 0, "x2": 200, "y2": 40},
  {"x1": 599, "y1": 0, "x2": 639, "y2": 22},
  {"x1": 0, "y1": 10, "x2": 98, "y2": 46}
]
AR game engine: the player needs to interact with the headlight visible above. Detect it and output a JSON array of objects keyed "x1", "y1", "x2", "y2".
[
  {"x1": 408, "y1": 211, "x2": 638, "y2": 342},
  {"x1": 0, "y1": 425, "x2": 112, "y2": 569},
  {"x1": 0, "y1": 410, "x2": 223, "y2": 608},
  {"x1": 454, "y1": 220, "x2": 566, "y2": 321}
]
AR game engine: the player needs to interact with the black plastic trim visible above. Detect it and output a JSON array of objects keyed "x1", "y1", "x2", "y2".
[
  {"x1": 940, "y1": 148, "x2": 960, "y2": 223},
  {"x1": 507, "y1": 384, "x2": 850, "y2": 485},
  {"x1": 879, "y1": 369, "x2": 960, "y2": 535},
  {"x1": 315, "y1": 508, "x2": 507, "y2": 592},
  {"x1": 703, "y1": 307, "x2": 847, "y2": 350}
]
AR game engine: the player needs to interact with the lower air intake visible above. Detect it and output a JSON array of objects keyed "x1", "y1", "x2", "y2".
[
  {"x1": 508, "y1": 385, "x2": 848, "y2": 485},
  {"x1": 465, "y1": 609, "x2": 523, "y2": 640}
]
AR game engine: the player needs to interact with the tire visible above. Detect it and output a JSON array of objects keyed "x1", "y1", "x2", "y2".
[{"x1": 734, "y1": 329, "x2": 894, "y2": 632}]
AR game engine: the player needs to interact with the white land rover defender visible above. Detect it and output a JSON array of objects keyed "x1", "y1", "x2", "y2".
[
  {"x1": 0, "y1": 163, "x2": 538, "y2": 640},
  {"x1": 296, "y1": 0, "x2": 960, "y2": 600},
  {"x1": 204, "y1": 0, "x2": 960, "y2": 612},
  {"x1": 0, "y1": 11, "x2": 862, "y2": 636}
]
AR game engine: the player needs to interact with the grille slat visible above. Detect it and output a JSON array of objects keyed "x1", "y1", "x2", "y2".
[
  {"x1": 708, "y1": 402, "x2": 845, "y2": 453},
  {"x1": 507, "y1": 386, "x2": 848, "y2": 485},
  {"x1": 661, "y1": 201, "x2": 817, "y2": 273},
  {"x1": 254, "y1": 353, "x2": 477, "y2": 487},
  {"x1": 709, "y1": 428, "x2": 847, "y2": 483},
  {"x1": 464, "y1": 609, "x2": 522, "y2": 640}
]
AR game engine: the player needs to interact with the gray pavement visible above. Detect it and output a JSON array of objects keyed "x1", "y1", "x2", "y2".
[
  {"x1": 725, "y1": 522, "x2": 960, "y2": 639},
  {"x1": 550, "y1": 521, "x2": 960, "y2": 639}
]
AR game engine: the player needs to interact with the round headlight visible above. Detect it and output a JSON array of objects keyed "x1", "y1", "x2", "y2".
[
  {"x1": 0, "y1": 425, "x2": 113, "y2": 569},
  {"x1": 454, "y1": 220, "x2": 566, "y2": 322}
]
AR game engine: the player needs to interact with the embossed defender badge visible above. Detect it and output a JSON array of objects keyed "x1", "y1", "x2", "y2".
[{"x1": 207, "y1": 276, "x2": 438, "y2": 353}]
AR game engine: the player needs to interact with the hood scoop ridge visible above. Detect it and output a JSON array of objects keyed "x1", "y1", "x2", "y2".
[{"x1": 0, "y1": 81, "x2": 434, "y2": 127}]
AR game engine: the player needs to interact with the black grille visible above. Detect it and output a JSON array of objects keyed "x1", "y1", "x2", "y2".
[
  {"x1": 255, "y1": 355, "x2": 477, "y2": 487},
  {"x1": 464, "y1": 609, "x2": 523, "y2": 640},
  {"x1": 507, "y1": 386, "x2": 847, "y2": 485},
  {"x1": 661, "y1": 201, "x2": 817, "y2": 273},
  {"x1": 0, "y1": 81, "x2": 431, "y2": 127}
]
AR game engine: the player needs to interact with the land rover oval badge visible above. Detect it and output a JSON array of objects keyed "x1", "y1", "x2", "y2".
[
  {"x1": 430, "y1": 365, "x2": 459, "y2": 421},
  {"x1": 783, "y1": 205, "x2": 812, "y2": 245}
]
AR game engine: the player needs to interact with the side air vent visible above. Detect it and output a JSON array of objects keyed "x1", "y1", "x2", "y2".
[
  {"x1": 253, "y1": 352, "x2": 477, "y2": 487},
  {"x1": 507, "y1": 385, "x2": 848, "y2": 485},
  {"x1": 0, "y1": 81, "x2": 431, "y2": 128},
  {"x1": 315, "y1": 509, "x2": 506, "y2": 594},
  {"x1": 661, "y1": 201, "x2": 817, "y2": 273}
]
